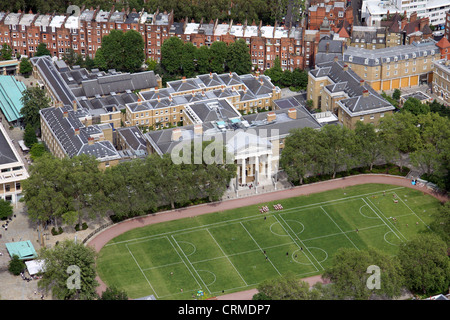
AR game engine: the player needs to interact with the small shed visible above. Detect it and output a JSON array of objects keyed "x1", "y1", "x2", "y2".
[{"x1": 5, "y1": 240, "x2": 38, "y2": 260}]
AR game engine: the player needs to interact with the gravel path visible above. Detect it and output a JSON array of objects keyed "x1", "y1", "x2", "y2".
[{"x1": 87, "y1": 174, "x2": 448, "y2": 299}]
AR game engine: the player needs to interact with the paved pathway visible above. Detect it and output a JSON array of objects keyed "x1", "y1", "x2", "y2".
[{"x1": 87, "y1": 174, "x2": 448, "y2": 299}]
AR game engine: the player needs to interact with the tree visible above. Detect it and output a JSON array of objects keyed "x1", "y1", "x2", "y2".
[
  {"x1": 100, "y1": 286, "x2": 129, "y2": 300},
  {"x1": 291, "y1": 68, "x2": 308, "y2": 90},
  {"x1": 392, "y1": 88, "x2": 401, "y2": 101},
  {"x1": 146, "y1": 58, "x2": 158, "y2": 71},
  {"x1": 22, "y1": 154, "x2": 68, "y2": 229},
  {"x1": 378, "y1": 112, "x2": 420, "y2": 171},
  {"x1": 280, "y1": 69, "x2": 293, "y2": 87},
  {"x1": 29, "y1": 142, "x2": 47, "y2": 161},
  {"x1": 401, "y1": 97, "x2": 430, "y2": 116},
  {"x1": 20, "y1": 86, "x2": 51, "y2": 130},
  {"x1": 226, "y1": 39, "x2": 252, "y2": 74},
  {"x1": 147, "y1": 154, "x2": 193, "y2": 209},
  {"x1": 209, "y1": 41, "x2": 228, "y2": 74},
  {"x1": 103, "y1": 159, "x2": 157, "y2": 220},
  {"x1": 93, "y1": 48, "x2": 107, "y2": 71},
  {"x1": 354, "y1": 121, "x2": 386, "y2": 171},
  {"x1": 280, "y1": 127, "x2": 318, "y2": 184},
  {"x1": 263, "y1": 56, "x2": 283, "y2": 86},
  {"x1": 19, "y1": 57, "x2": 32, "y2": 76},
  {"x1": 8, "y1": 255, "x2": 25, "y2": 276},
  {"x1": 35, "y1": 43, "x2": 51, "y2": 57},
  {"x1": 121, "y1": 29, "x2": 145, "y2": 72},
  {"x1": 181, "y1": 42, "x2": 197, "y2": 78},
  {"x1": 397, "y1": 234, "x2": 450, "y2": 295},
  {"x1": 99, "y1": 29, "x2": 145, "y2": 73},
  {"x1": 315, "y1": 124, "x2": 357, "y2": 178},
  {"x1": 0, "y1": 43, "x2": 12, "y2": 60},
  {"x1": 428, "y1": 202, "x2": 450, "y2": 244},
  {"x1": 161, "y1": 36, "x2": 184, "y2": 74},
  {"x1": 410, "y1": 112, "x2": 450, "y2": 178},
  {"x1": 0, "y1": 198, "x2": 13, "y2": 220},
  {"x1": 60, "y1": 155, "x2": 105, "y2": 227},
  {"x1": 189, "y1": 140, "x2": 236, "y2": 202},
  {"x1": 195, "y1": 45, "x2": 211, "y2": 74},
  {"x1": 38, "y1": 239, "x2": 98, "y2": 300},
  {"x1": 323, "y1": 247, "x2": 404, "y2": 300},
  {"x1": 23, "y1": 123, "x2": 38, "y2": 148},
  {"x1": 255, "y1": 272, "x2": 320, "y2": 300}
]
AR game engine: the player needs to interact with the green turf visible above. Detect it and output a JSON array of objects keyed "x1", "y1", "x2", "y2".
[{"x1": 96, "y1": 183, "x2": 441, "y2": 299}]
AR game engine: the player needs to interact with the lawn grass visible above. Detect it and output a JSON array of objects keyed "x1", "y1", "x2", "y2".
[{"x1": 96, "y1": 183, "x2": 441, "y2": 300}]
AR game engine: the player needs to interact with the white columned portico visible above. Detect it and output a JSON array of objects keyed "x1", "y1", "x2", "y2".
[
  {"x1": 254, "y1": 155, "x2": 259, "y2": 186},
  {"x1": 241, "y1": 157, "x2": 246, "y2": 185}
]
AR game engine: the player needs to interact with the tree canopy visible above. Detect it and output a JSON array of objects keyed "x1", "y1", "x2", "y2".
[
  {"x1": 160, "y1": 37, "x2": 252, "y2": 78},
  {"x1": 95, "y1": 29, "x2": 145, "y2": 73},
  {"x1": 37, "y1": 239, "x2": 98, "y2": 300},
  {"x1": 20, "y1": 86, "x2": 51, "y2": 130},
  {"x1": 397, "y1": 234, "x2": 450, "y2": 295}
]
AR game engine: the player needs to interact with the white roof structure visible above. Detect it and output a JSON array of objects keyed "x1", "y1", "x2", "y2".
[
  {"x1": 65, "y1": 16, "x2": 79, "y2": 29},
  {"x1": 49, "y1": 15, "x2": 66, "y2": 28},
  {"x1": 25, "y1": 259, "x2": 45, "y2": 275}
]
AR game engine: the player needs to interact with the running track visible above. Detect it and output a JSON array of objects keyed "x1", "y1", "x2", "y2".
[{"x1": 87, "y1": 174, "x2": 448, "y2": 299}]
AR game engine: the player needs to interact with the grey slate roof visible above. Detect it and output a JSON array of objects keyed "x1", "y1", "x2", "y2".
[
  {"x1": 116, "y1": 126, "x2": 148, "y2": 153},
  {"x1": 339, "y1": 94, "x2": 392, "y2": 113},
  {"x1": 273, "y1": 93, "x2": 307, "y2": 109},
  {"x1": 40, "y1": 106, "x2": 120, "y2": 161},
  {"x1": 343, "y1": 40, "x2": 439, "y2": 66},
  {"x1": 30, "y1": 56, "x2": 79, "y2": 108},
  {"x1": 80, "y1": 71, "x2": 159, "y2": 98},
  {"x1": 184, "y1": 99, "x2": 241, "y2": 123},
  {"x1": 0, "y1": 126, "x2": 18, "y2": 165},
  {"x1": 311, "y1": 60, "x2": 395, "y2": 115}
]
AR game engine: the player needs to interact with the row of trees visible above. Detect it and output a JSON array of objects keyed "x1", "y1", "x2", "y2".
[
  {"x1": 254, "y1": 231, "x2": 450, "y2": 300},
  {"x1": 160, "y1": 37, "x2": 252, "y2": 79},
  {"x1": 280, "y1": 110, "x2": 450, "y2": 191},
  {"x1": 22, "y1": 148, "x2": 236, "y2": 230},
  {"x1": 1, "y1": 0, "x2": 300, "y2": 26}
]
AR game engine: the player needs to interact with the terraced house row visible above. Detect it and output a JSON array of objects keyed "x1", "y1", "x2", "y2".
[{"x1": 0, "y1": 7, "x2": 309, "y2": 71}]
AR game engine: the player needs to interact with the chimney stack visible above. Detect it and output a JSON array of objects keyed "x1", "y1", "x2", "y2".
[
  {"x1": 74, "y1": 128, "x2": 80, "y2": 135},
  {"x1": 360, "y1": 79, "x2": 365, "y2": 86},
  {"x1": 171, "y1": 128, "x2": 182, "y2": 141},
  {"x1": 288, "y1": 108, "x2": 297, "y2": 120},
  {"x1": 267, "y1": 112, "x2": 276, "y2": 122},
  {"x1": 63, "y1": 111, "x2": 68, "y2": 118},
  {"x1": 88, "y1": 137, "x2": 95, "y2": 145},
  {"x1": 362, "y1": 90, "x2": 369, "y2": 97},
  {"x1": 194, "y1": 124, "x2": 203, "y2": 136},
  {"x1": 72, "y1": 100, "x2": 77, "y2": 112},
  {"x1": 343, "y1": 64, "x2": 348, "y2": 71}
]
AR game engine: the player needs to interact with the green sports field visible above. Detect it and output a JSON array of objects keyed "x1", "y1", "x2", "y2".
[{"x1": 96, "y1": 183, "x2": 442, "y2": 299}]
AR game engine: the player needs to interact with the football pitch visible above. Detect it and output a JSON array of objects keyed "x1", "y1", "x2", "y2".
[{"x1": 96, "y1": 184, "x2": 441, "y2": 299}]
